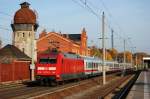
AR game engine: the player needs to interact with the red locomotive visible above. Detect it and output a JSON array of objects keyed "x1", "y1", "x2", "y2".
[{"x1": 36, "y1": 51, "x2": 84, "y2": 85}]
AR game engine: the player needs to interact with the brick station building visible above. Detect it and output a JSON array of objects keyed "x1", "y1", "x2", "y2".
[
  {"x1": 37, "y1": 28, "x2": 91, "y2": 56},
  {"x1": 0, "y1": 45, "x2": 31, "y2": 83}
]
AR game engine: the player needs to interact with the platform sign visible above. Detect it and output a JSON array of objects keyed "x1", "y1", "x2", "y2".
[{"x1": 30, "y1": 64, "x2": 35, "y2": 70}]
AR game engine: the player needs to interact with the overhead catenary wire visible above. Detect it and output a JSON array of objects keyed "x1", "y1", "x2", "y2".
[
  {"x1": 79, "y1": 0, "x2": 117, "y2": 37},
  {"x1": 78, "y1": 0, "x2": 119, "y2": 47},
  {"x1": 72, "y1": 0, "x2": 100, "y2": 18},
  {"x1": 0, "y1": 10, "x2": 13, "y2": 45},
  {"x1": 72, "y1": 0, "x2": 111, "y2": 37},
  {"x1": 98, "y1": 0, "x2": 134, "y2": 51},
  {"x1": 72, "y1": 0, "x2": 113, "y2": 43},
  {"x1": 79, "y1": 0, "x2": 99, "y2": 17}
]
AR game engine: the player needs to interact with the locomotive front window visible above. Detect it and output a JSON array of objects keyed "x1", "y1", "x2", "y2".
[{"x1": 39, "y1": 58, "x2": 57, "y2": 64}]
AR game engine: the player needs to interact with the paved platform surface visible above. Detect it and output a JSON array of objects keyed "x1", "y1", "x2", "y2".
[{"x1": 127, "y1": 69, "x2": 150, "y2": 99}]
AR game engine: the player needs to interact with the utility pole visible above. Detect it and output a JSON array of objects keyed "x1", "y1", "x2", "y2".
[
  {"x1": 131, "y1": 49, "x2": 133, "y2": 67},
  {"x1": 123, "y1": 39, "x2": 126, "y2": 70},
  {"x1": 111, "y1": 29, "x2": 114, "y2": 49},
  {"x1": 30, "y1": 34, "x2": 35, "y2": 81},
  {"x1": 130, "y1": 46, "x2": 136, "y2": 68},
  {"x1": 0, "y1": 39, "x2": 2, "y2": 49},
  {"x1": 135, "y1": 53, "x2": 138, "y2": 70},
  {"x1": 102, "y1": 12, "x2": 106, "y2": 85},
  {"x1": 133, "y1": 47, "x2": 137, "y2": 70}
]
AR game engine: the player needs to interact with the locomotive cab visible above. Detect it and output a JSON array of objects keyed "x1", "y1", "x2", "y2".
[{"x1": 36, "y1": 52, "x2": 62, "y2": 85}]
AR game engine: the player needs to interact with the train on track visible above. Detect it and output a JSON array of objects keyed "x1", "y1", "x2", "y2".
[{"x1": 35, "y1": 51, "x2": 133, "y2": 85}]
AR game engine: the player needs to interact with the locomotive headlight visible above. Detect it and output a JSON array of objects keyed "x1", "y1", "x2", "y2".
[
  {"x1": 56, "y1": 75, "x2": 60, "y2": 78},
  {"x1": 37, "y1": 67, "x2": 44, "y2": 70},
  {"x1": 49, "y1": 67, "x2": 56, "y2": 70}
]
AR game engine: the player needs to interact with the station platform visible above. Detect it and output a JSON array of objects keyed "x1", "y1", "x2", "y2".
[{"x1": 127, "y1": 69, "x2": 150, "y2": 99}]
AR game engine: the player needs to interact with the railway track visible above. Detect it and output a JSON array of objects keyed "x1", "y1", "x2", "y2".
[
  {"x1": 89, "y1": 75, "x2": 133, "y2": 99},
  {"x1": 0, "y1": 72, "x2": 120, "y2": 99},
  {"x1": 28, "y1": 73, "x2": 122, "y2": 99},
  {"x1": 0, "y1": 83, "x2": 26, "y2": 92},
  {"x1": 63, "y1": 75, "x2": 134, "y2": 99},
  {"x1": 112, "y1": 70, "x2": 141, "y2": 99},
  {"x1": 71, "y1": 71, "x2": 137, "y2": 99}
]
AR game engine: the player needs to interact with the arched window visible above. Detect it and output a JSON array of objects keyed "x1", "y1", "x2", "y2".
[
  {"x1": 17, "y1": 32, "x2": 19, "y2": 37},
  {"x1": 23, "y1": 33, "x2": 25, "y2": 37}
]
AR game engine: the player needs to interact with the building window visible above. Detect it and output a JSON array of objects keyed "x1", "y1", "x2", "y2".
[
  {"x1": 23, "y1": 33, "x2": 25, "y2": 37},
  {"x1": 22, "y1": 48, "x2": 25, "y2": 53},
  {"x1": 17, "y1": 33, "x2": 19, "y2": 37}
]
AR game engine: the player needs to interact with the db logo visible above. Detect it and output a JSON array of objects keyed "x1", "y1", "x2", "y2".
[{"x1": 45, "y1": 67, "x2": 49, "y2": 70}]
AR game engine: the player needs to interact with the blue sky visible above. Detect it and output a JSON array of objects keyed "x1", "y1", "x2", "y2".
[{"x1": 0, "y1": 0, "x2": 150, "y2": 54}]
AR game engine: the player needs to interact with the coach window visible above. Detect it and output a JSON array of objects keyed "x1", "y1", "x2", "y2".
[
  {"x1": 96, "y1": 63, "x2": 98, "y2": 68},
  {"x1": 89, "y1": 63, "x2": 92, "y2": 68},
  {"x1": 89, "y1": 63, "x2": 91, "y2": 68},
  {"x1": 92, "y1": 63, "x2": 94, "y2": 68},
  {"x1": 90, "y1": 63, "x2": 92, "y2": 68},
  {"x1": 86, "y1": 62, "x2": 88, "y2": 68},
  {"x1": 93, "y1": 63, "x2": 95, "y2": 68},
  {"x1": 90, "y1": 63, "x2": 93, "y2": 68}
]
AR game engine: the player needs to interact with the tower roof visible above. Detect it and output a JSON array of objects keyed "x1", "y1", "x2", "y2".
[
  {"x1": 20, "y1": 2, "x2": 30, "y2": 8},
  {"x1": 13, "y1": 2, "x2": 36, "y2": 24}
]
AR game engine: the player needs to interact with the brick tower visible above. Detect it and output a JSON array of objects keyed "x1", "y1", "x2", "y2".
[
  {"x1": 11, "y1": 2, "x2": 38, "y2": 61},
  {"x1": 80, "y1": 28, "x2": 87, "y2": 55}
]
